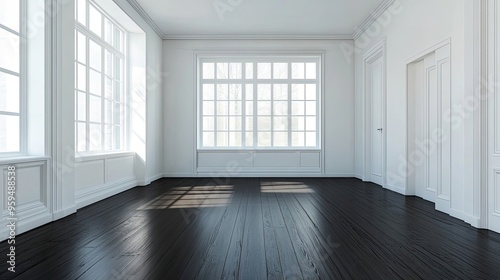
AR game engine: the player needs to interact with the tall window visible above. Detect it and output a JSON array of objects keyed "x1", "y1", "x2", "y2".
[
  {"x1": 75, "y1": 0, "x2": 126, "y2": 153},
  {"x1": 198, "y1": 56, "x2": 321, "y2": 149},
  {"x1": 0, "y1": 1, "x2": 21, "y2": 154}
]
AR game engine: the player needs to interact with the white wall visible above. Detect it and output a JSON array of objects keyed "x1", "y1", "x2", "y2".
[
  {"x1": 353, "y1": 0, "x2": 480, "y2": 226},
  {"x1": 163, "y1": 39, "x2": 355, "y2": 177}
]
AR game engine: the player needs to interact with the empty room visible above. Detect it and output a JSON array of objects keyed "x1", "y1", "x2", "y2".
[{"x1": 1, "y1": 0, "x2": 500, "y2": 279}]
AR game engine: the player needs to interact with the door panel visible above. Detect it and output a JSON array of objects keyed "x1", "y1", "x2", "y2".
[{"x1": 370, "y1": 56, "x2": 384, "y2": 186}]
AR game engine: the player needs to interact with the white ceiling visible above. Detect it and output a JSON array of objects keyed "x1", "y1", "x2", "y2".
[{"x1": 132, "y1": 0, "x2": 387, "y2": 38}]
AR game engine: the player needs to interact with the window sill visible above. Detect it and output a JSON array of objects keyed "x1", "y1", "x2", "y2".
[
  {"x1": 0, "y1": 155, "x2": 51, "y2": 165},
  {"x1": 75, "y1": 151, "x2": 135, "y2": 162},
  {"x1": 197, "y1": 149, "x2": 321, "y2": 153}
]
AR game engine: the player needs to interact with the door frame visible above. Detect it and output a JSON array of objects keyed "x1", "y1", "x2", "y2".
[{"x1": 362, "y1": 38, "x2": 387, "y2": 187}]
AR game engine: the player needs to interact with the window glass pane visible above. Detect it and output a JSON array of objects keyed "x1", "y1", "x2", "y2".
[
  {"x1": 104, "y1": 100, "x2": 112, "y2": 124},
  {"x1": 257, "y1": 101, "x2": 271, "y2": 115},
  {"x1": 229, "y1": 84, "x2": 242, "y2": 100},
  {"x1": 229, "y1": 116, "x2": 242, "y2": 130},
  {"x1": 245, "y1": 84, "x2": 253, "y2": 100},
  {"x1": 291, "y1": 117, "x2": 305, "y2": 131},
  {"x1": 89, "y1": 69, "x2": 101, "y2": 96},
  {"x1": 306, "y1": 84, "x2": 316, "y2": 100},
  {"x1": 217, "y1": 101, "x2": 228, "y2": 115},
  {"x1": 114, "y1": 125, "x2": 121, "y2": 149},
  {"x1": 203, "y1": 132, "x2": 214, "y2": 147},
  {"x1": 114, "y1": 102, "x2": 121, "y2": 125},
  {"x1": 0, "y1": 114, "x2": 19, "y2": 152},
  {"x1": 292, "y1": 101, "x2": 304, "y2": 115},
  {"x1": 245, "y1": 63, "x2": 253, "y2": 79},
  {"x1": 115, "y1": 28, "x2": 123, "y2": 52},
  {"x1": 306, "y1": 132, "x2": 316, "y2": 147},
  {"x1": 229, "y1": 63, "x2": 242, "y2": 79},
  {"x1": 203, "y1": 101, "x2": 214, "y2": 115},
  {"x1": 89, "y1": 39, "x2": 102, "y2": 70},
  {"x1": 273, "y1": 63, "x2": 288, "y2": 79},
  {"x1": 77, "y1": 64, "x2": 86, "y2": 91},
  {"x1": 257, "y1": 63, "x2": 271, "y2": 79},
  {"x1": 76, "y1": 0, "x2": 86, "y2": 26},
  {"x1": 77, "y1": 32, "x2": 87, "y2": 63},
  {"x1": 273, "y1": 117, "x2": 288, "y2": 130},
  {"x1": 257, "y1": 132, "x2": 271, "y2": 147},
  {"x1": 273, "y1": 84, "x2": 288, "y2": 100},
  {"x1": 306, "y1": 101, "x2": 316, "y2": 115},
  {"x1": 0, "y1": 28, "x2": 19, "y2": 73},
  {"x1": 0, "y1": 72, "x2": 19, "y2": 113},
  {"x1": 105, "y1": 50, "x2": 113, "y2": 77},
  {"x1": 217, "y1": 117, "x2": 228, "y2": 130},
  {"x1": 257, "y1": 117, "x2": 271, "y2": 130},
  {"x1": 292, "y1": 132, "x2": 305, "y2": 146},
  {"x1": 89, "y1": 123, "x2": 102, "y2": 151},
  {"x1": 203, "y1": 117, "x2": 214, "y2": 131},
  {"x1": 257, "y1": 84, "x2": 271, "y2": 100},
  {"x1": 306, "y1": 116, "x2": 316, "y2": 131},
  {"x1": 216, "y1": 63, "x2": 228, "y2": 79},
  {"x1": 245, "y1": 132, "x2": 253, "y2": 146},
  {"x1": 229, "y1": 132, "x2": 241, "y2": 146},
  {"x1": 291, "y1": 63, "x2": 304, "y2": 79},
  {"x1": 105, "y1": 77, "x2": 113, "y2": 99},
  {"x1": 273, "y1": 101, "x2": 287, "y2": 116},
  {"x1": 77, "y1": 91, "x2": 86, "y2": 121},
  {"x1": 229, "y1": 101, "x2": 242, "y2": 115},
  {"x1": 246, "y1": 117, "x2": 253, "y2": 130},
  {"x1": 89, "y1": 95, "x2": 101, "y2": 123},
  {"x1": 245, "y1": 101, "x2": 253, "y2": 115},
  {"x1": 104, "y1": 18, "x2": 113, "y2": 45},
  {"x1": 217, "y1": 132, "x2": 228, "y2": 146},
  {"x1": 77, "y1": 122, "x2": 87, "y2": 152},
  {"x1": 203, "y1": 63, "x2": 214, "y2": 79},
  {"x1": 203, "y1": 84, "x2": 214, "y2": 100},
  {"x1": 88, "y1": 4, "x2": 102, "y2": 37},
  {"x1": 0, "y1": 0, "x2": 19, "y2": 32},
  {"x1": 217, "y1": 84, "x2": 228, "y2": 100},
  {"x1": 273, "y1": 132, "x2": 288, "y2": 147},
  {"x1": 306, "y1": 63, "x2": 317, "y2": 79},
  {"x1": 292, "y1": 84, "x2": 305, "y2": 100},
  {"x1": 104, "y1": 124, "x2": 112, "y2": 150}
]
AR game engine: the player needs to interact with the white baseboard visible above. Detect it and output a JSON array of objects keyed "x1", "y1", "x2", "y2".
[
  {"x1": 76, "y1": 178, "x2": 137, "y2": 209},
  {"x1": 163, "y1": 172, "x2": 356, "y2": 178},
  {"x1": 384, "y1": 183, "x2": 408, "y2": 195},
  {"x1": 52, "y1": 205, "x2": 77, "y2": 220}
]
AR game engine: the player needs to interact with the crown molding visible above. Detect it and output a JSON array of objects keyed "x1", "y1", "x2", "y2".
[
  {"x1": 162, "y1": 34, "x2": 353, "y2": 40},
  {"x1": 352, "y1": 0, "x2": 396, "y2": 40},
  {"x1": 124, "y1": 0, "x2": 165, "y2": 38}
]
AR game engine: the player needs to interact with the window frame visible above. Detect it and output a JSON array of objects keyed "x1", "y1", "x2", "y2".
[
  {"x1": 0, "y1": 0, "x2": 26, "y2": 157},
  {"x1": 197, "y1": 53, "x2": 323, "y2": 150},
  {"x1": 74, "y1": 0, "x2": 128, "y2": 155}
]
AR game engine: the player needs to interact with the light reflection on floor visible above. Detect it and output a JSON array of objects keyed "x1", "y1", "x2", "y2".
[
  {"x1": 260, "y1": 181, "x2": 315, "y2": 193},
  {"x1": 137, "y1": 185, "x2": 234, "y2": 210}
]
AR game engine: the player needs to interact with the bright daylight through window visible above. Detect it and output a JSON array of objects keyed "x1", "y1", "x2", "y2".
[
  {"x1": 199, "y1": 56, "x2": 321, "y2": 149},
  {"x1": 75, "y1": 0, "x2": 126, "y2": 153},
  {"x1": 0, "y1": 0, "x2": 21, "y2": 154}
]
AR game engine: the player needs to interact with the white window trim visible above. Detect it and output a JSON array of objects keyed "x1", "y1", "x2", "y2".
[{"x1": 196, "y1": 52, "x2": 324, "y2": 151}]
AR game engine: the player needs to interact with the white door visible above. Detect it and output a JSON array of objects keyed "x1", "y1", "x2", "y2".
[
  {"x1": 487, "y1": 0, "x2": 500, "y2": 232},
  {"x1": 370, "y1": 56, "x2": 384, "y2": 186},
  {"x1": 414, "y1": 54, "x2": 437, "y2": 203}
]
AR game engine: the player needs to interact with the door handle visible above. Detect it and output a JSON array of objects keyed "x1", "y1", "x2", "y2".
[{"x1": 377, "y1": 128, "x2": 383, "y2": 132}]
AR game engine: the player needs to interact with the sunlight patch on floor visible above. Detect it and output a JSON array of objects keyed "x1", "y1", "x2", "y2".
[
  {"x1": 260, "y1": 181, "x2": 315, "y2": 193},
  {"x1": 137, "y1": 185, "x2": 234, "y2": 210}
]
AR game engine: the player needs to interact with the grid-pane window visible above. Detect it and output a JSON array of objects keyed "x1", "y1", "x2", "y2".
[
  {"x1": 0, "y1": 0, "x2": 21, "y2": 153},
  {"x1": 199, "y1": 57, "x2": 321, "y2": 149},
  {"x1": 75, "y1": 0, "x2": 126, "y2": 152}
]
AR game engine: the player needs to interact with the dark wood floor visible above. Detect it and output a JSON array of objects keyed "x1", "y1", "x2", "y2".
[{"x1": 2, "y1": 178, "x2": 500, "y2": 280}]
